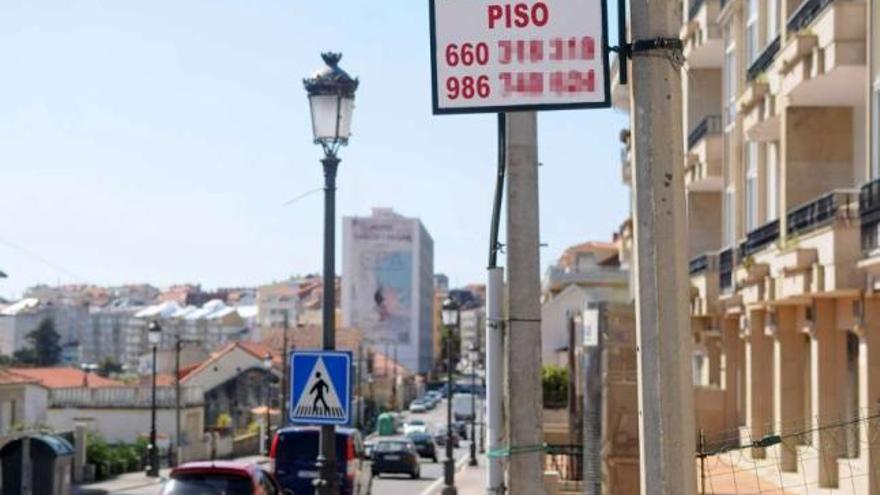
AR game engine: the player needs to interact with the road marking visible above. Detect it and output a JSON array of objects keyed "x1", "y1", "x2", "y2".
[{"x1": 417, "y1": 454, "x2": 471, "y2": 495}]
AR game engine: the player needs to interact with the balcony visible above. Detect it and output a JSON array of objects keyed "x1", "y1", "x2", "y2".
[
  {"x1": 49, "y1": 386, "x2": 205, "y2": 409},
  {"x1": 543, "y1": 265, "x2": 630, "y2": 294},
  {"x1": 681, "y1": 0, "x2": 723, "y2": 68},
  {"x1": 747, "y1": 37, "x2": 781, "y2": 82},
  {"x1": 685, "y1": 115, "x2": 724, "y2": 191},
  {"x1": 860, "y1": 178, "x2": 880, "y2": 255},
  {"x1": 787, "y1": 189, "x2": 857, "y2": 238},
  {"x1": 778, "y1": 0, "x2": 866, "y2": 106},
  {"x1": 687, "y1": 115, "x2": 723, "y2": 150},
  {"x1": 739, "y1": 220, "x2": 780, "y2": 259},
  {"x1": 787, "y1": 0, "x2": 835, "y2": 33},
  {"x1": 777, "y1": 189, "x2": 860, "y2": 299}
]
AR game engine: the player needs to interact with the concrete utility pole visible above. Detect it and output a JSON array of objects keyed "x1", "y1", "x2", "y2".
[
  {"x1": 505, "y1": 111, "x2": 544, "y2": 495},
  {"x1": 628, "y1": 0, "x2": 697, "y2": 493},
  {"x1": 486, "y1": 267, "x2": 504, "y2": 493}
]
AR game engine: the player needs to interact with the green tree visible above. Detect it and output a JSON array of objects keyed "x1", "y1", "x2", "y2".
[
  {"x1": 542, "y1": 365, "x2": 569, "y2": 409},
  {"x1": 12, "y1": 347, "x2": 38, "y2": 366},
  {"x1": 21, "y1": 318, "x2": 62, "y2": 366},
  {"x1": 97, "y1": 358, "x2": 123, "y2": 377}
]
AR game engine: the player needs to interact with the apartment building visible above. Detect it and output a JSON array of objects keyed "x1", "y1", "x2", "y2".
[{"x1": 614, "y1": 0, "x2": 879, "y2": 491}]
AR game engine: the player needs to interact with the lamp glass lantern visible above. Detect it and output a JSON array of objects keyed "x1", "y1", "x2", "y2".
[
  {"x1": 263, "y1": 353, "x2": 273, "y2": 371},
  {"x1": 441, "y1": 298, "x2": 460, "y2": 328},
  {"x1": 147, "y1": 321, "x2": 162, "y2": 346},
  {"x1": 304, "y1": 52, "x2": 359, "y2": 149}
]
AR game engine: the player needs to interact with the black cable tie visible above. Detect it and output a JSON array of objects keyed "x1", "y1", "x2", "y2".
[
  {"x1": 631, "y1": 38, "x2": 683, "y2": 55},
  {"x1": 617, "y1": 38, "x2": 684, "y2": 59}
]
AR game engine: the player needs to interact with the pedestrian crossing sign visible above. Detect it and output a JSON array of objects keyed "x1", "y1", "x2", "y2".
[{"x1": 290, "y1": 350, "x2": 352, "y2": 425}]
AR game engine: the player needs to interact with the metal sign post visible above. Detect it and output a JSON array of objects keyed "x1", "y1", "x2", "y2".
[{"x1": 429, "y1": 3, "x2": 612, "y2": 493}]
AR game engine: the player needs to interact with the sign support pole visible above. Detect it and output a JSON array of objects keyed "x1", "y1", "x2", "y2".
[
  {"x1": 316, "y1": 154, "x2": 339, "y2": 495},
  {"x1": 505, "y1": 111, "x2": 543, "y2": 495},
  {"x1": 628, "y1": 0, "x2": 697, "y2": 493}
]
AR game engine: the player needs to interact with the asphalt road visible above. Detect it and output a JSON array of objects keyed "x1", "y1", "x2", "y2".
[
  {"x1": 110, "y1": 399, "x2": 474, "y2": 495},
  {"x1": 370, "y1": 399, "x2": 472, "y2": 495}
]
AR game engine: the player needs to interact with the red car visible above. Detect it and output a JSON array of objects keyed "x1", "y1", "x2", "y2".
[{"x1": 161, "y1": 461, "x2": 287, "y2": 495}]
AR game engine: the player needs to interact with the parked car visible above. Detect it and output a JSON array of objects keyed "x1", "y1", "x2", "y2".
[
  {"x1": 364, "y1": 438, "x2": 378, "y2": 460},
  {"x1": 161, "y1": 461, "x2": 282, "y2": 495},
  {"x1": 422, "y1": 395, "x2": 438, "y2": 409},
  {"x1": 451, "y1": 420, "x2": 468, "y2": 440},
  {"x1": 433, "y1": 427, "x2": 461, "y2": 448},
  {"x1": 371, "y1": 438, "x2": 420, "y2": 479},
  {"x1": 403, "y1": 419, "x2": 429, "y2": 436},
  {"x1": 406, "y1": 431, "x2": 438, "y2": 462},
  {"x1": 409, "y1": 400, "x2": 427, "y2": 414},
  {"x1": 270, "y1": 426, "x2": 371, "y2": 495}
]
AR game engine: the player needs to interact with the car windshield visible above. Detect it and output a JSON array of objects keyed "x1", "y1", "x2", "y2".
[
  {"x1": 162, "y1": 473, "x2": 252, "y2": 495},
  {"x1": 408, "y1": 433, "x2": 430, "y2": 442},
  {"x1": 407, "y1": 419, "x2": 425, "y2": 426},
  {"x1": 375, "y1": 441, "x2": 409, "y2": 453}
]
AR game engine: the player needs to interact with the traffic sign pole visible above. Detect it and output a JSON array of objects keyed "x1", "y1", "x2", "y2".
[{"x1": 318, "y1": 155, "x2": 339, "y2": 495}]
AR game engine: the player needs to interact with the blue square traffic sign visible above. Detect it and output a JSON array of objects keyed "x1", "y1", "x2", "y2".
[{"x1": 289, "y1": 350, "x2": 352, "y2": 425}]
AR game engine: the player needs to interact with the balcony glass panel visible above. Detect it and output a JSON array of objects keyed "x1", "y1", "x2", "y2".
[
  {"x1": 688, "y1": 115, "x2": 723, "y2": 150},
  {"x1": 787, "y1": 0, "x2": 835, "y2": 34},
  {"x1": 746, "y1": 36, "x2": 781, "y2": 82}
]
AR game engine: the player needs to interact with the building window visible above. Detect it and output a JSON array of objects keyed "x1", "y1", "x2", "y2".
[
  {"x1": 724, "y1": 41, "x2": 737, "y2": 125},
  {"x1": 724, "y1": 186, "x2": 736, "y2": 246},
  {"x1": 745, "y1": 142, "x2": 759, "y2": 232},
  {"x1": 746, "y1": 0, "x2": 759, "y2": 64},
  {"x1": 766, "y1": 142, "x2": 779, "y2": 221},
  {"x1": 767, "y1": 0, "x2": 780, "y2": 42}
]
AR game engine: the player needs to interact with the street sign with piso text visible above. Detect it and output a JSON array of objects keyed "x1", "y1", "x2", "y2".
[{"x1": 429, "y1": 0, "x2": 610, "y2": 114}]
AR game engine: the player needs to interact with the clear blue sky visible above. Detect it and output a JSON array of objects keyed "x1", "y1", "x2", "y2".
[{"x1": 0, "y1": 1, "x2": 628, "y2": 299}]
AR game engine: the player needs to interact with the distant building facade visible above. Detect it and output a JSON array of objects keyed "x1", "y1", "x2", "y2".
[{"x1": 342, "y1": 208, "x2": 434, "y2": 373}]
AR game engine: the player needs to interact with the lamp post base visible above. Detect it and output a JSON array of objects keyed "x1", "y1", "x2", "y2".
[{"x1": 442, "y1": 458, "x2": 457, "y2": 495}]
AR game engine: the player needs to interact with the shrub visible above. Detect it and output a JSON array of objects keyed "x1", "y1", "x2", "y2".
[{"x1": 542, "y1": 365, "x2": 569, "y2": 409}]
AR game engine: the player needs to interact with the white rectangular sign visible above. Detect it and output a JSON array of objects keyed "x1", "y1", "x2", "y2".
[
  {"x1": 583, "y1": 308, "x2": 599, "y2": 347},
  {"x1": 429, "y1": 0, "x2": 610, "y2": 114}
]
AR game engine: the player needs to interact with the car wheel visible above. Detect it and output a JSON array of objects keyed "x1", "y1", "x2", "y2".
[
  {"x1": 411, "y1": 467, "x2": 420, "y2": 479},
  {"x1": 432, "y1": 455, "x2": 438, "y2": 463}
]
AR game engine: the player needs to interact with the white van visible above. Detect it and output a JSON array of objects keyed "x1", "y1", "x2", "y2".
[{"x1": 452, "y1": 393, "x2": 475, "y2": 421}]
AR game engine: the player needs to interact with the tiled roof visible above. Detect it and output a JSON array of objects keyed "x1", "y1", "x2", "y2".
[
  {"x1": 9, "y1": 367, "x2": 124, "y2": 389},
  {"x1": 557, "y1": 241, "x2": 619, "y2": 268},
  {"x1": 0, "y1": 369, "x2": 41, "y2": 386}
]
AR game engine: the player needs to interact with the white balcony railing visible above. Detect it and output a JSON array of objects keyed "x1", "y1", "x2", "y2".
[{"x1": 49, "y1": 385, "x2": 204, "y2": 409}]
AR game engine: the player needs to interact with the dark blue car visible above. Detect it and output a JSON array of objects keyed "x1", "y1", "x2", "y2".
[{"x1": 270, "y1": 426, "x2": 371, "y2": 495}]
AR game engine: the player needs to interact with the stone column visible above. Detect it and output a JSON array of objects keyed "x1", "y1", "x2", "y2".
[
  {"x1": 861, "y1": 297, "x2": 880, "y2": 495},
  {"x1": 721, "y1": 316, "x2": 741, "y2": 436},
  {"x1": 707, "y1": 333, "x2": 722, "y2": 388},
  {"x1": 773, "y1": 306, "x2": 804, "y2": 473},
  {"x1": 746, "y1": 308, "x2": 773, "y2": 459},
  {"x1": 812, "y1": 298, "x2": 845, "y2": 488}
]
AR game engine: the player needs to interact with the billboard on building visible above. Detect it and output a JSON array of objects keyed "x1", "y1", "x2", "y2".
[{"x1": 349, "y1": 220, "x2": 414, "y2": 345}]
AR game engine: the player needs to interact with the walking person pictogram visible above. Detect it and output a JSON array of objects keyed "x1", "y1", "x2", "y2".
[{"x1": 310, "y1": 371, "x2": 330, "y2": 413}]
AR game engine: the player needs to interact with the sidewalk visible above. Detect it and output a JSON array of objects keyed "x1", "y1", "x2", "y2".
[
  {"x1": 423, "y1": 450, "x2": 488, "y2": 495},
  {"x1": 73, "y1": 455, "x2": 269, "y2": 494}
]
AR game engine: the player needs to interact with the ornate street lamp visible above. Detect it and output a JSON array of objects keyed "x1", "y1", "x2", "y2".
[
  {"x1": 441, "y1": 297, "x2": 461, "y2": 495},
  {"x1": 304, "y1": 51, "x2": 358, "y2": 495},
  {"x1": 146, "y1": 320, "x2": 162, "y2": 477},
  {"x1": 263, "y1": 352, "x2": 273, "y2": 455}
]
